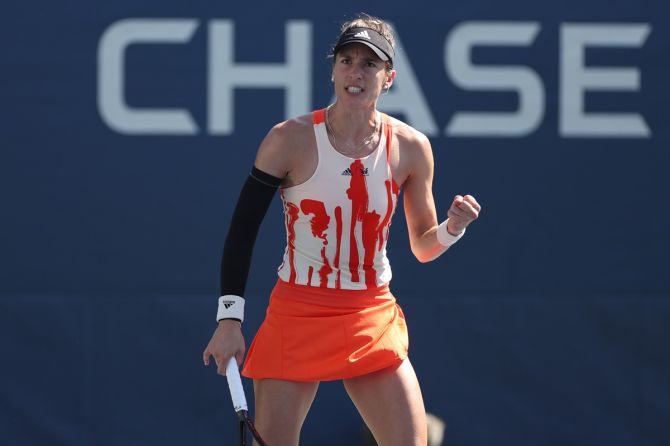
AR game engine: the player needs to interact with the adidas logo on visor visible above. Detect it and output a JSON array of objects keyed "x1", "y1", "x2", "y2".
[{"x1": 354, "y1": 30, "x2": 371, "y2": 39}]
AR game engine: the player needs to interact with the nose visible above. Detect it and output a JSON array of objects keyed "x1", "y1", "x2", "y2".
[{"x1": 349, "y1": 62, "x2": 364, "y2": 80}]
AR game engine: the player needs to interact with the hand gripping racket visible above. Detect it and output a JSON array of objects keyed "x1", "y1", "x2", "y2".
[{"x1": 225, "y1": 358, "x2": 268, "y2": 446}]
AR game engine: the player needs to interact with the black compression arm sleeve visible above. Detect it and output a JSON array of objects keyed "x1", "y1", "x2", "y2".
[{"x1": 220, "y1": 166, "x2": 282, "y2": 297}]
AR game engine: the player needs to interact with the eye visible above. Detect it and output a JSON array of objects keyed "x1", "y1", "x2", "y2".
[
  {"x1": 339, "y1": 57, "x2": 351, "y2": 64},
  {"x1": 367, "y1": 61, "x2": 378, "y2": 68}
]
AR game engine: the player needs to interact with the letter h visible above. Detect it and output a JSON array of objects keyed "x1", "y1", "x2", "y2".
[{"x1": 208, "y1": 20, "x2": 312, "y2": 135}]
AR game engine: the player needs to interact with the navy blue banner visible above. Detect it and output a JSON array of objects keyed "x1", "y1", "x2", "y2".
[{"x1": 2, "y1": 0, "x2": 669, "y2": 444}]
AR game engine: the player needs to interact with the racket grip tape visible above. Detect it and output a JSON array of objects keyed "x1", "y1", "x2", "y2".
[{"x1": 226, "y1": 357, "x2": 248, "y2": 413}]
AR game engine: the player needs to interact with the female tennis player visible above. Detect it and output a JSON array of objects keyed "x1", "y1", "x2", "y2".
[{"x1": 203, "y1": 13, "x2": 480, "y2": 446}]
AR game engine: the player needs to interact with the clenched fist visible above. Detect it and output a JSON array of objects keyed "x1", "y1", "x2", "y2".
[{"x1": 446, "y1": 195, "x2": 480, "y2": 235}]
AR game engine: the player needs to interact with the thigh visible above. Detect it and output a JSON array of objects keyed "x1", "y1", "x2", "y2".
[
  {"x1": 253, "y1": 378, "x2": 319, "y2": 446},
  {"x1": 343, "y1": 359, "x2": 427, "y2": 446}
]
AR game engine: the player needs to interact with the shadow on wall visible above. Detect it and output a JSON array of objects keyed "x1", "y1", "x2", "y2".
[{"x1": 361, "y1": 412, "x2": 446, "y2": 445}]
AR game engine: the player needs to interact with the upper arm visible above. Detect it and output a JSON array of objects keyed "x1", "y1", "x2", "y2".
[
  {"x1": 253, "y1": 115, "x2": 314, "y2": 187},
  {"x1": 253, "y1": 122, "x2": 294, "y2": 180},
  {"x1": 400, "y1": 131, "x2": 439, "y2": 250}
]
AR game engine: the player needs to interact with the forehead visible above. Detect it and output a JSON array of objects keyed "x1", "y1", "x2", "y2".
[{"x1": 335, "y1": 43, "x2": 381, "y2": 61}]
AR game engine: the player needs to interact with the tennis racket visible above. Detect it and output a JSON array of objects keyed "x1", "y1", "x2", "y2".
[{"x1": 225, "y1": 358, "x2": 268, "y2": 446}]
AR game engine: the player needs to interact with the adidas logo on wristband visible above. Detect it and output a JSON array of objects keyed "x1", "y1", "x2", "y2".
[{"x1": 217, "y1": 295, "x2": 245, "y2": 322}]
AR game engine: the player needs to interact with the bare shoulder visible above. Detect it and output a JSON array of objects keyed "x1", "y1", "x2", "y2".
[
  {"x1": 384, "y1": 115, "x2": 433, "y2": 185},
  {"x1": 391, "y1": 115, "x2": 431, "y2": 149},
  {"x1": 254, "y1": 113, "x2": 315, "y2": 179}
]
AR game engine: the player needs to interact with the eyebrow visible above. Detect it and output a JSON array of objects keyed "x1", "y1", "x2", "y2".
[{"x1": 337, "y1": 52, "x2": 381, "y2": 63}]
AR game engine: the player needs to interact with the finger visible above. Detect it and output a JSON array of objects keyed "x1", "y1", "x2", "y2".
[
  {"x1": 452, "y1": 200, "x2": 478, "y2": 218},
  {"x1": 448, "y1": 206, "x2": 468, "y2": 220},
  {"x1": 449, "y1": 198, "x2": 473, "y2": 216},
  {"x1": 463, "y1": 195, "x2": 481, "y2": 212},
  {"x1": 452, "y1": 195, "x2": 464, "y2": 207},
  {"x1": 448, "y1": 207, "x2": 476, "y2": 225},
  {"x1": 216, "y1": 355, "x2": 231, "y2": 376},
  {"x1": 203, "y1": 350, "x2": 210, "y2": 366},
  {"x1": 235, "y1": 350, "x2": 245, "y2": 367}
]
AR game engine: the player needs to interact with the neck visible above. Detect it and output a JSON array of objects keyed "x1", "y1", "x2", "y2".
[
  {"x1": 327, "y1": 103, "x2": 377, "y2": 139},
  {"x1": 325, "y1": 103, "x2": 380, "y2": 157}
]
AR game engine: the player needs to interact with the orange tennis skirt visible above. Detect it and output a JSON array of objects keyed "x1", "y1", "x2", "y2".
[{"x1": 241, "y1": 279, "x2": 409, "y2": 382}]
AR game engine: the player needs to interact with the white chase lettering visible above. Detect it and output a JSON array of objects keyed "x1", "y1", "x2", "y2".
[
  {"x1": 97, "y1": 19, "x2": 199, "y2": 134},
  {"x1": 444, "y1": 21, "x2": 544, "y2": 137},
  {"x1": 560, "y1": 23, "x2": 652, "y2": 138},
  {"x1": 97, "y1": 19, "x2": 651, "y2": 139}
]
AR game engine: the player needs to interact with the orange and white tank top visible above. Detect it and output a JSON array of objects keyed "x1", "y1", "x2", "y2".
[{"x1": 277, "y1": 109, "x2": 400, "y2": 290}]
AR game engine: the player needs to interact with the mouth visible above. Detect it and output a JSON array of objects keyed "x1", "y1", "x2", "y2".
[{"x1": 346, "y1": 86, "x2": 363, "y2": 94}]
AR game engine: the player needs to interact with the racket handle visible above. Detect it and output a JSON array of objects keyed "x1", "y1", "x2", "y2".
[{"x1": 226, "y1": 357, "x2": 248, "y2": 413}]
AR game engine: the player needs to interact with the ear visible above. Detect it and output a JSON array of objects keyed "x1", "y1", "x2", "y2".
[{"x1": 384, "y1": 70, "x2": 397, "y2": 89}]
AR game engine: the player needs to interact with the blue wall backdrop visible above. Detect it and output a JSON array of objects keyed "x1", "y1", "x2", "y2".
[{"x1": 2, "y1": 0, "x2": 669, "y2": 445}]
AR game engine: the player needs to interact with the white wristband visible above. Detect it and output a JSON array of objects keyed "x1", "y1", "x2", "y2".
[
  {"x1": 436, "y1": 218, "x2": 465, "y2": 248},
  {"x1": 216, "y1": 295, "x2": 245, "y2": 323}
]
